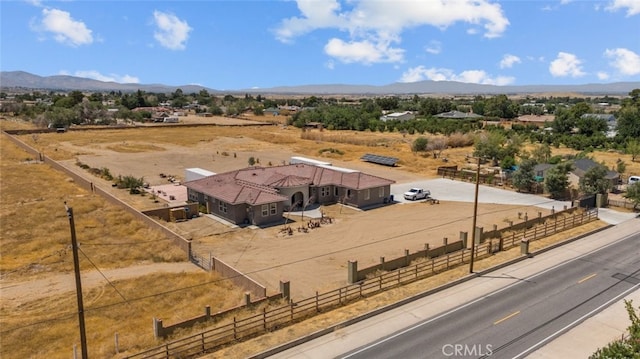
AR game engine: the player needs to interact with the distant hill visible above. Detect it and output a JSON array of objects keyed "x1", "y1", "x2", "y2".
[{"x1": 1, "y1": 70, "x2": 638, "y2": 95}]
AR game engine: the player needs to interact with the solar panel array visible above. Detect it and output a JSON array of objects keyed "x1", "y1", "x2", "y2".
[{"x1": 360, "y1": 153, "x2": 399, "y2": 167}]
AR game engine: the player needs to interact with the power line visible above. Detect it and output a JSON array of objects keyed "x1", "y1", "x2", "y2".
[{"x1": 78, "y1": 247, "x2": 129, "y2": 303}]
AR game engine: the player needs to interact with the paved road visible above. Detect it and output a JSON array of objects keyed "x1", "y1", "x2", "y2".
[
  {"x1": 391, "y1": 178, "x2": 637, "y2": 224},
  {"x1": 265, "y1": 218, "x2": 639, "y2": 359},
  {"x1": 340, "y1": 231, "x2": 640, "y2": 359}
]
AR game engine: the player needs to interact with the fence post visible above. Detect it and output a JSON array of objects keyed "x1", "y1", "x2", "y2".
[
  {"x1": 209, "y1": 252, "x2": 214, "y2": 271},
  {"x1": 201, "y1": 332, "x2": 205, "y2": 352},
  {"x1": 115, "y1": 333, "x2": 119, "y2": 354},
  {"x1": 233, "y1": 317, "x2": 237, "y2": 339},
  {"x1": 263, "y1": 307, "x2": 267, "y2": 330},
  {"x1": 280, "y1": 280, "x2": 290, "y2": 301},
  {"x1": 316, "y1": 291, "x2": 320, "y2": 312},
  {"x1": 379, "y1": 276, "x2": 382, "y2": 290},
  {"x1": 290, "y1": 300, "x2": 294, "y2": 321},
  {"x1": 459, "y1": 231, "x2": 468, "y2": 249},
  {"x1": 404, "y1": 249, "x2": 410, "y2": 266},
  {"x1": 153, "y1": 317, "x2": 163, "y2": 339},
  {"x1": 347, "y1": 260, "x2": 358, "y2": 284},
  {"x1": 424, "y1": 243, "x2": 430, "y2": 258}
]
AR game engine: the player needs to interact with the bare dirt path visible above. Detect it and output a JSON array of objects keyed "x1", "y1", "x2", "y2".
[{"x1": 0, "y1": 262, "x2": 201, "y2": 307}]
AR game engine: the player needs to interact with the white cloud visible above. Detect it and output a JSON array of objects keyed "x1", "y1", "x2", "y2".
[
  {"x1": 400, "y1": 66, "x2": 515, "y2": 85},
  {"x1": 425, "y1": 41, "x2": 441, "y2": 55},
  {"x1": 604, "y1": 48, "x2": 640, "y2": 75},
  {"x1": 324, "y1": 37, "x2": 404, "y2": 64},
  {"x1": 597, "y1": 72, "x2": 610, "y2": 80},
  {"x1": 26, "y1": 0, "x2": 43, "y2": 7},
  {"x1": 71, "y1": 70, "x2": 140, "y2": 84},
  {"x1": 606, "y1": 0, "x2": 640, "y2": 16},
  {"x1": 549, "y1": 52, "x2": 586, "y2": 77},
  {"x1": 275, "y1": 0, "x2": 509, "y2": 65},
  {"x1": 38, "y1": 8, "x2": 93, "y2": 47},
  {"x1": 153, "y1": 10, "x2": 192, "y2": 50},
  {"x1": 499, "y1": 54, "x2": 521, "y2": 69},
  {"x1": 325, "y1": 59, "x2": 336, "y2": 70}
]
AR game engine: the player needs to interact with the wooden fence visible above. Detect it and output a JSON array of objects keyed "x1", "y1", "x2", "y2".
[
  {"x1": 608, "y1": 198, "x2": 637, "y2": 210},
  {"x1": 122, "y1": 207, "x2": 598, "y2": 359}
]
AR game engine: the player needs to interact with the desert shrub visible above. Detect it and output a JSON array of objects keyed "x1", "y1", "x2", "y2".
[
  {"x1": 318, "y1": 148, "x2": 344, "y2": 155},
  {"x1": 447, "y1": 132, "x2": 474, "y2": 148}
]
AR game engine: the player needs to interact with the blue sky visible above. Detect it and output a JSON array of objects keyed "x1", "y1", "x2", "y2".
[{"x1": 1, "y1": 0, "x2": 639, "y2": 90}]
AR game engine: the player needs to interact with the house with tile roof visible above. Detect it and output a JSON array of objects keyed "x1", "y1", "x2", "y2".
[{"x1": 184, "y1": 163, "x2": 395, "y2": 226}]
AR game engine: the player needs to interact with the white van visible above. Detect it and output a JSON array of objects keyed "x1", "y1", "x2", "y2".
[{"x1": 629, "y1": 176, "x2": 640, "y2": 185}]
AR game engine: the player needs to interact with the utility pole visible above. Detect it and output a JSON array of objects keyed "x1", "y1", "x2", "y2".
[
  {"x1": 66, "y1": 203, "x2": 88, "y2": 358},
  {"x1": 469, "y1": 157, "x2": 481, "y2": 273}
]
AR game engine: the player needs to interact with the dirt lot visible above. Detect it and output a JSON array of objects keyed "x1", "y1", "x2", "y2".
[{"x1": 29, "y1": 119, "x2": 557, "y2": 299}]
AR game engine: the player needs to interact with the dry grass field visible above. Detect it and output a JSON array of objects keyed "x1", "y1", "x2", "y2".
[{"x1": 1, "y1": 113, "x2": 637, "y2": 358}]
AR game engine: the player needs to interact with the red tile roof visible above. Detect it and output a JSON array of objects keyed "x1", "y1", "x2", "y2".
[{"x1": 185, "y1": 164, "x2": 394, "y2": 205}]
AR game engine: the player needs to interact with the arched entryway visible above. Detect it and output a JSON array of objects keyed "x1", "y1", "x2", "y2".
[{"x1": 291, "y1": 191, "x2": 304, "y2": 210}]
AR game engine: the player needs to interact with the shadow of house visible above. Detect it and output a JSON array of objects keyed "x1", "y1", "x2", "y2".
[{"x1": 184, "y1": 164, "x2": 395, "y2": 226}]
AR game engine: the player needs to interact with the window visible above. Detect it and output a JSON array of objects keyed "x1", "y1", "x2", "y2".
[
  {"x1": 364, "y1": 189, "x2": 370, "y2": 200},
  {"x1": 379, "y1": 187, "x2": 385, "y2": 197},
  {"x1": 262, "y1": 204, "x2": 269, "y2": 217},
  {"x1": 334, "y1": 187, "x2": 339, "y2": 196},
  {"x1": 270, "y1": 203, "x2": 277, "y2": 215},
  {"x1": 218, "y1": 201, "x2": 227, "y2": 213},
  {"x1": 321, "y1": 187, "x2": 329, "y2": 197}
]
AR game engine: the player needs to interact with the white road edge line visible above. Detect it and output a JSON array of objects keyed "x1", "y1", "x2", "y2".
[
  {"x1": 338, "y1": 230, "x2": 637, "y2": 359},
  {"x1": 511, "y1": 281, "x2": 640, "y2": 359}
]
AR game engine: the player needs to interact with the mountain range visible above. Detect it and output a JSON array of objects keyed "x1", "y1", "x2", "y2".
[{"x1": 1, "y1": 71, "x2": 638, "y2": 96}]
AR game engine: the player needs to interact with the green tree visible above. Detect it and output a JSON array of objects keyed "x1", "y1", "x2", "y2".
[
  {"x1": 624, "y1": 182, "x2": 640, "y2": 210},
  {"x1": 579, "y1": 165, "x2": 611, "y2": 195},
  {"x1": 627, "y1": 139, "x2": 640, "y2": 162},
  {"x1": 531, "y1": 143, "x2": 552, "y2": 163},
  {"x1": 512, "y1": 159, "x2": 537, "y2": 192},
  {"x1": 616, "y1": 159, "x2": 627, "y2": 175},
  {"x1": 545, "y1": 162, "x2": 573, "y2": 199},
  {"x1": 248, "y1": 156, "x2": 256, "y2": 166},
  {"x1": 616, "y1": 105, "x2": 640, "y2": 140},
  {"x1": 412, "y1": 137, "x2": 429, "y2": 152},
  {"x1": 552, "y1": 108, "x2": 576, "y2": 134},
  {"x1": 576, "y1": 115, "x2": 608, "y2": 137},
  {"x1": 473, "y1": 132, "x2": 505, "y2": 161}
]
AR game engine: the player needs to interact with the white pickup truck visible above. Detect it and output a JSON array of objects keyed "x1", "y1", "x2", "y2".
[{"x1": 403, "y1": 188, "x2": 431, "y2": 201}]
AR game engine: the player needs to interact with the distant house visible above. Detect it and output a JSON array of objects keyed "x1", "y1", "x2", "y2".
[
  {"x1": 184, "y1": 163, "x2": 395, "y2": 226},
  {"x1": 380, "y1": 111, "x2": 415, "y2": 122},
  {"x1": 568, "y1": 158, "x2": 620, "y2": 188},
  {"x1": 264, "y1": 107, "x2": 280, "y2": 116},
  {"x1": 514, "y1": 115, "x2": 555, "y2": 128},
  {"x1": 434, "y1": 111, "x2": 482, "y2": 119},
  {"x1": 533, "y1": 163, "x2": 555, "y2": 181},
  {"x1": 532, "y1": 159, "x2": 619, "y2": 190}
]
